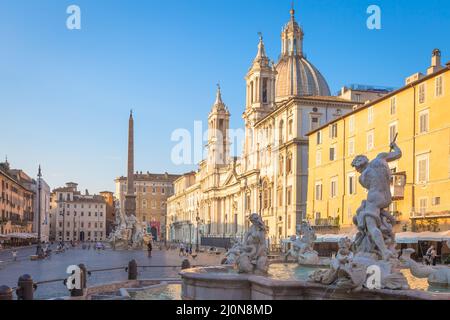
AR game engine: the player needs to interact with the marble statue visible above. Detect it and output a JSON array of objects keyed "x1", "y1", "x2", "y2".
[
  {"x1": 227, "y1": 213, "x2": 268, "y2": 275},
  {"x1": 310, "y1": 141, "x2": 409, "y2": 290},
  {"x1": 351, "y1": 141, "x2": 402, "y2": 260},
  {"x1": 297, "y1": 221, "x2": 320, "y2": 265},
  {"x1": 309, "y1": 237, "x2": 354, "y2": 286},
  {"x1": 284, "y1": 222, "x2": 319, "y2": 265},
  {"x1": 223, "y1": 240, "x2": 241, "y2": 265},
  {"x1": 400, "y1": 248, "x2": 450, "y2": 287},
  {"x1": 284, "y1": 234, "x2": 301, "y2": 262}
]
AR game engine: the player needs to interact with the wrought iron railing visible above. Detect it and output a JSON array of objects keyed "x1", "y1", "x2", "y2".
[{"x1": 312, "y1": 217, "x2": 340, "y2": 228}]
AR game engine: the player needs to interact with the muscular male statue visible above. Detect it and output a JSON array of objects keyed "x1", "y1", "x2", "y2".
[{"x1": 351, "y1": 141, "x2": 402, "y2": 260}]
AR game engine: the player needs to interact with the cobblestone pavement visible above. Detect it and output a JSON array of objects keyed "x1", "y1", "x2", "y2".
[{"x1": 0, "y1": 245, "x2": 224, "y2": 299}]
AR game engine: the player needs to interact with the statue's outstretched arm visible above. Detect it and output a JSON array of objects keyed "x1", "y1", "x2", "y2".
[{"x1": 378, "y1": 142, "x2": 402, "y2": 162}]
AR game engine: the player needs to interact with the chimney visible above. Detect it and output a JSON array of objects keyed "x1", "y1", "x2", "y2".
[
  {"x1": 427, "y1": 49, "x2": 443, "y2": 75},
  {"x1": 432, "y1": 49, "x2": 441, "y2": 67},
  {"x1": 85, "y1": 189, "x2": 89, "y2": 195}
]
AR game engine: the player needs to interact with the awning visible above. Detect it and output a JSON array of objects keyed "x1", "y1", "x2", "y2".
[
  {"x1": 6, "y1": 233, "x2": 38, "y2": 239},
  {"x1": 395, "y1": 231, "x2": 450, "y2": 244},
  {"x1": 283, "y1": 231, "x2": 450, "y2": 245},
  {"x1": 315, "y1": 234, "x2": 354, "y2": 243},
  {"x1": 282, "y1": 232, "x2": 356, "y2": 244}
]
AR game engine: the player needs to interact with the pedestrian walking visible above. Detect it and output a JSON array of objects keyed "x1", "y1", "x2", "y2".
[
  {"x1": 179, "y1": 243, "x2": 185, "y2": 256},
  {"x1": 147, "y1": 241, "x2": 153, "y2": 257},
  {"x1": 431, "y1": 246, "x2": 438, "y2": 266},
  {"x1": 12, "y1": 249, "x2": 17, "y2": 261}
]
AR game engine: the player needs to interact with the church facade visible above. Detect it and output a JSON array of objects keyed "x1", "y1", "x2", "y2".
[{"x1": 167, "y1": 9, "x2": 360, "y2": 247}]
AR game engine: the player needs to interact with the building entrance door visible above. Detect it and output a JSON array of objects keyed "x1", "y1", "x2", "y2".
[{"x1": 151, "y1": 227, "x2": 158, "y2": 241}]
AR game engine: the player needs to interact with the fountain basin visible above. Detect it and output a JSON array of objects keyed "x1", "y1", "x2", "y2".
[{"x1": 180, "y1": 264, "x2": 450, "y2": 300}]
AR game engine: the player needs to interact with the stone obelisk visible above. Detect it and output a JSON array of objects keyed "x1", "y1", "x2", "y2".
[{"x1": 125, "y1": 110, "x2": 136, "y2": 217}]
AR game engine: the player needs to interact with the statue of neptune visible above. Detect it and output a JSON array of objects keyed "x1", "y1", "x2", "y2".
[
  {"x1": 351, "y1": 140, "x2": 401, "y2": 260},
  {"x1": 310, "y1": 140, "x2": 409, "y2": 290}
]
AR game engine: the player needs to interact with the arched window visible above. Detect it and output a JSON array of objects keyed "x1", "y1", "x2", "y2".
[
  {"x1": 245, "y1": 191, "x2": 251, "y2": 212},
  {"x1": 262, "y1": 180, "x2": 272, "y2": 209},
  {"x1": 262, "y1": 78, "x2": 268, "y2": 103}
]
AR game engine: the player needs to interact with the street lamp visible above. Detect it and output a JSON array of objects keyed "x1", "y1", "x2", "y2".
[
  {"x1": 73, "y1": 208, "x2": 77, "y2": 243},
  {"x1": 164, "y1": 206, "x2": 167, "y2": 247},
  {"x1": 60, "y1": 198, "x2": 66, "y2": 244},
  {"x1": 189, "y1": 222, "x2": 192, "y2": 248},
  {"x1": 196, "y1": 202, "x2": 200, "y2": 252},
  {"x1": 258, "y1": 177, "x2": 263, "y2": 217},
  {"x1": 35, "y1": 165, "x2": 43, "y2": 257}
]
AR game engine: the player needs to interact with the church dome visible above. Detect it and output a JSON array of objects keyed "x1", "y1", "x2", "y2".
[
  {"x1": 275, "y1": 8, "x2": 331, "y2": 99},
  {"x1": 275, "y1": 55, "x2": 331, "y2": 98}
]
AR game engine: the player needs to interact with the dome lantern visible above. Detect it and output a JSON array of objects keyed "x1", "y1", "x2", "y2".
[{"x1": 275, "y1": 6, "x2": 331, "y2": 99}]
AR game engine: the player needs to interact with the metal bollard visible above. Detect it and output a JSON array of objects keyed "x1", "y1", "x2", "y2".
[
  {"x1": 0, "y1": 286, "x2": 13, "y2": 300},
  {"x1": 70, "y1": 264, "x2": 87, "y2": 297},
  {"x1": 16, "y1": 274, "x2": 35, "y2": 300},
  {"x1": 79, "y1": 264, "x2": 88, "y2": 290},
  {"x1": 128, "y1": 259, "x2": 138, "y2": 280},
  {"x1": 181, "y1": 259, "x2": 191, "y2": 270}
]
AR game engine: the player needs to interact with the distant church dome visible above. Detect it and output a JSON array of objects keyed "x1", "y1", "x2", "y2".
[{"x1": 275, "y1": 8, "x2": 331, "y2": 99}]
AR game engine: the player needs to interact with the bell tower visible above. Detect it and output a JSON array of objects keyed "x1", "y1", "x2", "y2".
[
  {"x1": 242, "y1": 35, "x2": 277, "y2": 171},
  {"x1": 244, "y1": 34, "x2": 277, "y2": 122},
  {"x1": 207, "y1": 85, "x2": 230, "y2": 168}
]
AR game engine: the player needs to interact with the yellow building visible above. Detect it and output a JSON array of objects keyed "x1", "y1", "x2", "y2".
[{"x1": 306, "y1": 50, "x2": 450, "y2": 233}]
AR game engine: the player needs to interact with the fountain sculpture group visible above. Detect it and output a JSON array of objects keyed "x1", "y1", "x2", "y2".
[
  {"x1": 225, "y1": 213, "x2": 269, "y2": 275},
  {"x1": 108, "y1": 200, "x2": 147, "y2": 250},
  {"x1": 180, "y1": 141, "x2": 449, "y2": 299},
  {"x1": 284, "y1": 221, "x2": 320, "y2": 265},
  {"x1": 309, "y1": 141, "x2": 414, "y2": 290},
  {"x1": 229, "y1": 141, "x2": 449, "y2": 289}
]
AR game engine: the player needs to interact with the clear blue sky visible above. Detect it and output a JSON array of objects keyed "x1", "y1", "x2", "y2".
[{"x1": 1, "y1": 0, "x2": 449, "y2": 193}]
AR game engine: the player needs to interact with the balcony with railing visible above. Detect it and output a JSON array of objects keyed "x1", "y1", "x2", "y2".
[
  {"x1": 411, "y1": 210, "x2": 450, "y2": 219},
  {"x1": 390, "y1": 172, "x2": 406, "y2": 200},
  {"x1": 310, "y1": 216, "x2": 340, "y2": 232}
]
